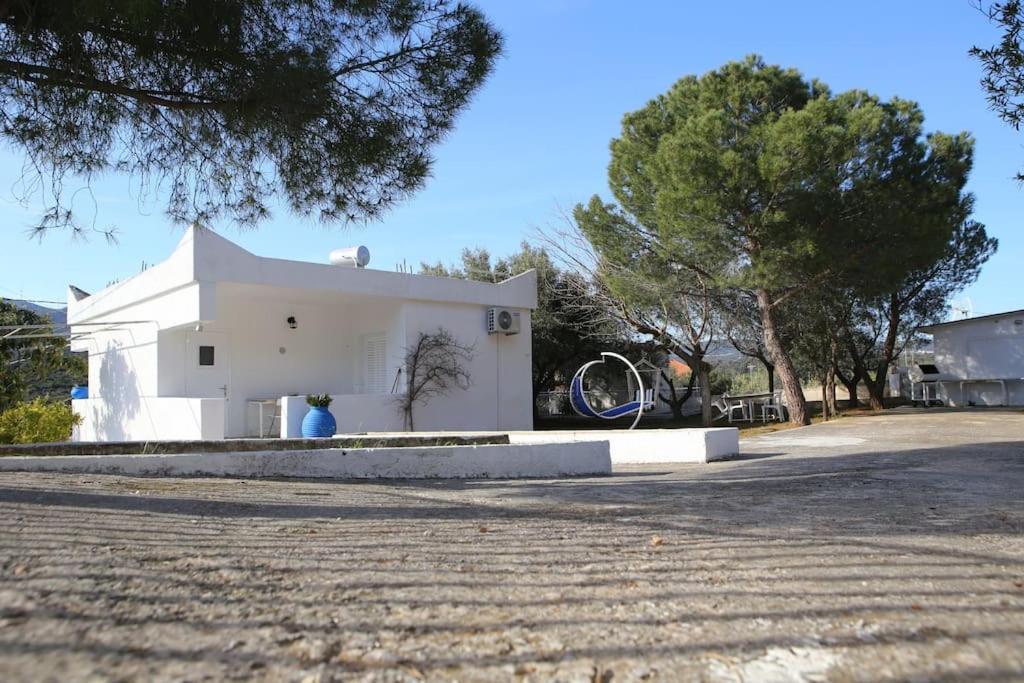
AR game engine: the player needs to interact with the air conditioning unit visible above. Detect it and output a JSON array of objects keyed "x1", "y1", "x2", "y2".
[{"x1": 486, "y1": 307, "x2": 521, "y2": 335}]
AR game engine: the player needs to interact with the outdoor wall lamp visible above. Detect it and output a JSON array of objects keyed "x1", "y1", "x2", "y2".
[{"x1": 287, "y1": 316, "x2": 297, "y2": 330}]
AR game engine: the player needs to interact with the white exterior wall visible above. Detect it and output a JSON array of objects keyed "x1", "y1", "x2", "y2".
[
  {"x1": 931, "y1": 314, "x2": 1024, "y2": 406},
  {"x1": 401, "y1": 301, "x2": 533, "y2": 432},
  {"x1": 68, "y1": 267, "x2": 215, "y2": 442},
  {"x1": 281, "y1": 394, "x2": 405, "y2": 437},
  {"x1": 85, "y1": 326, "x2": 159, "y2": 398},
  {"x1": 73, "y1": 397, "x2": 225, "y2": 441},
  {"x1": 72, "y1": 314, "x2": 162, "y2": 442},
  {"x1": 279, "y1": 302, "x2": 534, "y2": 437}
]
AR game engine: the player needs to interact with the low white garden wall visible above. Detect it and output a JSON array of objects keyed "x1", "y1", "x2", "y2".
[
  {"x1": 510, "y1": 428, "x2": 739, "y2": 464},
  {"x1": 0, "y1": 441, "x2": 611, "y2": 479},
  {"x1": 73, "y1": 397, "x2": 226, "y2": 442}
]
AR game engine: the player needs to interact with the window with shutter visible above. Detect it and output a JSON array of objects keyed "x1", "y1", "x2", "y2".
[{"x1": 364, "y1": 334, "x2": 387, "y2": 394}]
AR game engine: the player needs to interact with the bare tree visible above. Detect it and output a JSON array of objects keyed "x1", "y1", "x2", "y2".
[
  {"x1": 658, "y1": 365, "x2": 699, "y2": 422},
  {"x1": 398, "y1": 328, "x2": 474, "y2": 431}
]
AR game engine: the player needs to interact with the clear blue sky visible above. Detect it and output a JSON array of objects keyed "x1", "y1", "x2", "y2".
[{"x1": 1, "y1": 0, "x2": 1020, "y2": 317}]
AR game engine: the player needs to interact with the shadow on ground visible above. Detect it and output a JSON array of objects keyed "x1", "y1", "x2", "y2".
[{"x1": 0, "y1": 411, "x2": 1022, "y2": 680}]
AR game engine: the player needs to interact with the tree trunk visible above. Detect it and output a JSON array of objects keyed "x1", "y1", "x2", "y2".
[
  {"x1": 821, "y1": 381, "x2": 830, "y2": 421},
  {"x1": 698, "y1": 361, "x2": 713, "y2": 427},
  {"x1": 867, "y1": 292, "x2": 903, "y2": 412},
  {"x1": 866, "y1": 380, "x2": 884, "y2": 411},
  {"x1": 843, "y1": 340, "x2": 871, "y2": 410},
  {"x1": 756, "y1": 288, "x2": 809, "y2": 425},
  {"x1": 840, "y1": 373, "x2": 860, "y2": 409},
  {"x1": 833, "y1": 360, "x2": 861, "y2": 410},
  {"x1": 658, "y1": 369, "x2": 696, "y2": 423},
  {"x1": 763, "y1": 360, "x2": 775, "y2": 394},
  {"x1": 659, "y1": 375, "x2": 684, "y2": 421},
  {"x1": 668, "y1": 399, "x2": 683, "y2": 421},
  {"x1": 826, "y1": 338, "x2": 839, "y2": 417},
  {"x1": 825, "y1": 366, "x2": 838, "y2": 418}
]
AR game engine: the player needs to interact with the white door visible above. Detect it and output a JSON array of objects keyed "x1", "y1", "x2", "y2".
[{"x1": 185, "y1": 331, "x2": 230, "y2": 398}]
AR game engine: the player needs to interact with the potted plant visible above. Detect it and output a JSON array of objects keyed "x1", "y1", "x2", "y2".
[{"x1": 301, "y1": 393, "x2": 336, "y2": 438}]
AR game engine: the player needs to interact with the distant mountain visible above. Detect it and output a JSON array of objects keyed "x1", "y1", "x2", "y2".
[
  {"x1": 7, "y1": 300, "x2": 66, "y2": 325},
  {"x1": 703, "y1": 341, "x2": 744, "y2": 362}
]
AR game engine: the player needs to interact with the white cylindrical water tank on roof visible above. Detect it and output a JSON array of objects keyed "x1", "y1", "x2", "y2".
[{"x1": 329, "y1": 246, "x2": 370, "y2": 268}]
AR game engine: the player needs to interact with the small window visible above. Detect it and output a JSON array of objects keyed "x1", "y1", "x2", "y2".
[{"x1": 198, "y1": 345, "x2": 215, "y2": 366}]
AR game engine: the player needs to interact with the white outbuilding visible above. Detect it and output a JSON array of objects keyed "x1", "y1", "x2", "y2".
[
  {"x1": 917, "y1": 309, "x2": 1024, "y2": 407},
  {"x1": 67, "y1": 225, "x2": 536, "y2": 441}
]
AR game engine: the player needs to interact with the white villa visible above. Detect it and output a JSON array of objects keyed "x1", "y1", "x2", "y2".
[
  {"x1": 918, "y1": 309, "x2": 1024, "y2": 407},
  {"x1": 67, "y1": 225, "x2": 536, "y2": 441}
]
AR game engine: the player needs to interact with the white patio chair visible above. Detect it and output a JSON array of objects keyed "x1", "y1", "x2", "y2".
[
  {"x1": 711, "y1": 396, "x2": 730, "y2": 421},
  {"x1": 761, "y1": 391, "x2": 786, "y2": 423},
  {"x1": 720, "y1": 394, "x2": 749, "y2": 423},
  {"x1": 636, "y1": 387, "x2": 656, "y2": 410}
]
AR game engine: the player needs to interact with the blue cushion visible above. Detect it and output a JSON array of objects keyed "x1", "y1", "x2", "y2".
[
  {"x1": 596, "y1": 401, "x2": 642, "y2": 419},
  {"x1": 569, "y1": 376, "x2": 600, "y2": 418}
]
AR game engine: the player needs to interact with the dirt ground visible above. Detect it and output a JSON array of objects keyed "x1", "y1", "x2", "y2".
[{"x1": 1, "y1": 408, "x2": 1022, "y2": 682}]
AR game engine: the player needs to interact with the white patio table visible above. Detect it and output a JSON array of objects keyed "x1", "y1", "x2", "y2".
[
  {"x1": 724, "y1": 391, "x2": 773, "y2": 423},
  {"x1": 247, "y1": 398, "x2": 281, "y2": 438}
]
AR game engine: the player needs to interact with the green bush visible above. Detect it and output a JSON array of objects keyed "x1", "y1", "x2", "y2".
[
  {"x1": 0, "y1": 399, "x2": 81, "y2": 444},
  {"x1": 708, "y1": 363, "x2": 774, "y2": 397},
  {"x1": 708, "y1": 368, "x2": 733, "y2": 396}
]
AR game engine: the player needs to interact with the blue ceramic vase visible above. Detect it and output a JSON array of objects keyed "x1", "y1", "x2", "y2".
[{"x1": 301, "y1": 406, "x2": 336, "y2": 438}]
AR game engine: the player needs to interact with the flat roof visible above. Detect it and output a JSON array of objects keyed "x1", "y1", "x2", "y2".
[
  {"x1": 68, "y1": 224, "x2": 537, "y2": 324},
  {"x1": 919, "y1": 308, "x2": 1024, "y2": 332}
]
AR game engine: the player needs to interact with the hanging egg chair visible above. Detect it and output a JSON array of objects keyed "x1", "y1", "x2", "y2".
[{"x1": 568, "y1": 352, "x2": 660, "y2": 430}]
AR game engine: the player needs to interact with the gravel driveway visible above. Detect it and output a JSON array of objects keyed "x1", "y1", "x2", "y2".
[{"x1": 1, "y1": 408, "x2": 1022, "y2": 681}]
